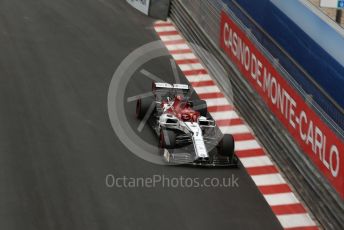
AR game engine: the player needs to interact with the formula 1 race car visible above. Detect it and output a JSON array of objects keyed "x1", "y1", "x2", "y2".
[{"x1": 136, "y1": 82, "x2": 238, "y2": 167}]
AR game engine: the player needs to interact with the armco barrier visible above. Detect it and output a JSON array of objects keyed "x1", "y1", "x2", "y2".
[{"x1": 169, "y1": 0, "x2": 344, "y2": 229}]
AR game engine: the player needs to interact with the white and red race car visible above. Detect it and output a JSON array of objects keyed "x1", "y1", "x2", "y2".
[{"x1": 136, "y1": 82, "x2": 238, "y2": 167}]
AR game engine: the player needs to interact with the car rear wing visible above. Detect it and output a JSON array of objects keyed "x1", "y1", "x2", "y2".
[
  {"x1": 154, "y1": 82, "x2": 189, "y2": 90},
  {"x1": 153, "y1": 82, "x2": 190, "y2": 97}
]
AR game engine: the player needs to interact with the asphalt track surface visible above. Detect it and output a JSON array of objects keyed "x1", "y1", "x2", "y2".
[{"x1": 0, "y1": 1, "x2": 282, "y2": 229}]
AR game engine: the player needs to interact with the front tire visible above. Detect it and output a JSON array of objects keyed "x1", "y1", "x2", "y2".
[{"x1": 218, "y1": 134, "x2": 235, "y2": 161}]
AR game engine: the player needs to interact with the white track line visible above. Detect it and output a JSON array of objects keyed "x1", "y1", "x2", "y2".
[
  {"x1": 264, "y1": 192, "x2": 300, "y2": 206},
  {"x1": 193, "y1": 86, "x2": 221, "y2": 94},
  {"x1": 251, "y1": 174, "x2": 286, "y2": 186},
  {"x1": 186, "y1": 74, "x2": 212, "y2": 82},
  {"x1": 277, "y1": 213, "x2": 316, "y2": 229},
  {"x1": 219, "y1": 125, "x2": 251, "y2": 135},
  {"x1": 240, "y1": 156, "x2": 274, "y2": 168},
  {"x1": 160, "y1": 35, "x2": 183, "y2": 42},
  {"x1": 178, "y1": 63, "x2": 204, "y2": 71},
  {"x1": 171, "y1": 53, "x2": 197, "y2": 60},
  {"x1": 155, "y1": 26, "x2": 177, "y2": 33},
  {"x1": 235, "y1": 140, "x2": 261, "y2": 151},
  {"x1": 166, "y1": 44, "x2": 190, "y2": 51},
  {"x1": 210, "y1": 111, "x2": 239, "y2": 121}
]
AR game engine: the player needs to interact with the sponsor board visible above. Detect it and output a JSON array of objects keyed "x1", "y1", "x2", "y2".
[
  {"x1": 127, "y1": 0, "x2": 150, "y2": 15},
  {"x1": 220, "y1": 11, "x2": 344, "y2": 198}
]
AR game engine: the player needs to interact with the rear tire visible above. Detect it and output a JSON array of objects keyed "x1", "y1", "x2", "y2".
[
  {"x1": 192, "y1": 100, "x2": 208, "y2": 117},
  {"x1": 218, "y1": 134, "x2": 235, "y2": 161},
  {"x1": 159, "y1": 129, "x2": 176, "y2": 149},
  {"x1": 136, "y1": 97, "x2": 154, "y2": 120}
]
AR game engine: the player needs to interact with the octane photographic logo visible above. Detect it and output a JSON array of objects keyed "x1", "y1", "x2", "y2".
[{"x1": 107, "y1": 40, "x2": 234, "y2": 165}]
